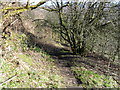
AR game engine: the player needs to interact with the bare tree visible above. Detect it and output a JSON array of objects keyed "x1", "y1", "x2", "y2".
[{"x1": 45, "y1": 0, "x2": 116, "y2": 55}]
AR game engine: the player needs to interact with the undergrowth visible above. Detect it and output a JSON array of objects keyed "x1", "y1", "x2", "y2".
[
  {"x1": 1, "y1": 31, "x2": 119, "y2": 88},
  {"x1": 71, "y1": 66, "x2": 119, "y2": 88},
  {"x1": 0, "y1": 31, "x2": 65, "y2": 88}
]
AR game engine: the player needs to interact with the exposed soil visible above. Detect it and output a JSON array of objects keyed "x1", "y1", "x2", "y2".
[
  {"x1": 20, "y1": 16, "x2": 120, "y2": 87},
  {"x1": 20, "y1": 26, "x2": 120, "y2": 87},
  {"x1": 2, "y1": 10, "x2": 119, "y2": 88},
  {"x1": 26, "y1": 35, "x2": 120, "y2": 86},
  {"x1": 37, "y1": 39, "x2": 120, "y2": 84}
]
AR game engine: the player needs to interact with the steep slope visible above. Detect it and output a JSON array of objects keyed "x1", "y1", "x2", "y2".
[
  {"x1": 0, "y1": 9, "x2": 119, "y2": 88},
  {"x1": 0, "y1": 31, "x2": 80, "y2": 88},
  {"x1": 0, "y1": 8, "x2": 81, "y2": 87}
]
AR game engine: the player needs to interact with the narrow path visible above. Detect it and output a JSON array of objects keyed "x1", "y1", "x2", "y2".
[
  {"x1": 20, "y1": 16, "x2": 81, "y2": 87},
  {"x1": 42, "y1": 44, "x2": 81, "y2": 87},
  {"x1": 21, "y1": 17, "x2": 120, "y2": 86},
  {"x1": 52, "y1": 55, "x2": 80, "y2": 87},
  {"x1": 24, "y1": 29, "x2": 120, "y2": 86},
  {"x1": 25, "y1": 49, "x2": 80, "y2": 87}
]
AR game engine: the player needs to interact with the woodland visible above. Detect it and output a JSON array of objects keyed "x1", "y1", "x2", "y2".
[{"x1": 0, "y1": 0, "x2": 120, "y2": 88}]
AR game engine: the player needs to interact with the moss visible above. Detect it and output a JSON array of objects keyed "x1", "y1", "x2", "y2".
[{"x1": 3, "y1": 9, "x2": 27, "y2": 19}]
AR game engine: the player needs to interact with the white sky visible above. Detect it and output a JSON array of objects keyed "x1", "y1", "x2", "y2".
[
  {"x1": 0, "y1": 0, "x2": 119, "y2": 4},
  {"x1": 21, "y1": 0, "x2": 119, "y2": 5}
]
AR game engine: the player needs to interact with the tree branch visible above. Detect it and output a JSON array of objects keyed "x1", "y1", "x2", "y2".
[{"x1": 1, "y1": 0, "x2": 49, "y2": 12}]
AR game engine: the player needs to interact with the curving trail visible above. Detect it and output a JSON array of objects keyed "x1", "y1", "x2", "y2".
[{"x1": 20, "y1": 14, "x2": 120, "y2": 87}]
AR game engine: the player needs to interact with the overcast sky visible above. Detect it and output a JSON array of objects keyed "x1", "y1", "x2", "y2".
[
  {"x1": 0, "y1": 0, "x2": 119, "y2": 4},
  {"x1": 20, "y1": 0, "x2": 119, "y2": 5}
]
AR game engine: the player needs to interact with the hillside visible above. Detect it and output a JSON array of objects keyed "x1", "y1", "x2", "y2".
[{"x1": 0, "y1": 1, "x2": 120, "y2": 88}]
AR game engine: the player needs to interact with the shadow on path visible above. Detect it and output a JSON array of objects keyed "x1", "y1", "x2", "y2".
[
  {"x1": 23, "y1": 29, "x2": 120, "y2": 86},
  {"x1": 22, "y1": 29, "x2": 83, "y2": 86}
]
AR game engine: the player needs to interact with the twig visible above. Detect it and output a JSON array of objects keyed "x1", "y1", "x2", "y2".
[
  {"x1": 11, "y1": 19, "x2": 18, "y2": 25},
  {"x1": 0, "y1": 74, "x2": 17, "y2": 86}
]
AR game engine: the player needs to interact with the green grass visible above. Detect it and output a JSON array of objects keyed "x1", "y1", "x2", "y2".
[
  {"x1": 1, "y1": 52, "x2": 65, "y2": 88},
  {"x1": 1, "y1": 31, "x2": 65, "y2": 88},
  {"x1": 17, "y1": 54, "x2": 33, "y2": 66},
  {"x1": 32, "y1": 46, "x2": 41, "y2": 52},
  {"x1": 71, "y1": 67, "x2": 119, "y2": 88},
  {"x1": 2, "y1": 28, "x2": 119, "y2": 88}
]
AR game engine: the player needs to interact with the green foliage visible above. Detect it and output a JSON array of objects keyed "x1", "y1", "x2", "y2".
[{"x1": 71, "y1": 67, "x2": 119, "y2": 88}]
